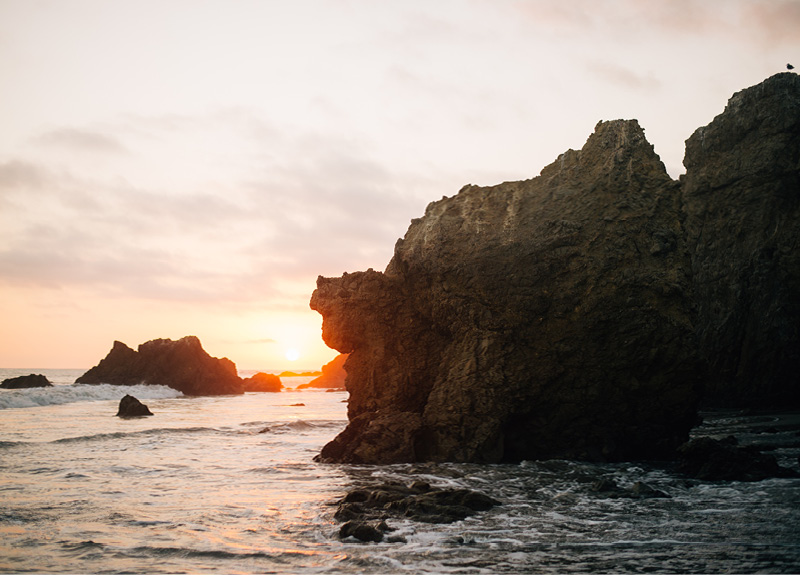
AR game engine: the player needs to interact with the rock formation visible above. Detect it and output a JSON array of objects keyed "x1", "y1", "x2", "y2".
[
  {"x1": 311, "y1": 73, "x2": 800, "y2": 465},
  {"x1": 116, "y1": 394, "x2": 154, "y2": 417},
  {"x1": 297, "y1": 354, "x2": 348, "y2": 390},
  {"x1": 682, "y1": 72, "x2": 800, "y2": 406},
  {"x1": 1, "y1": 374, "x2": 53, "y2": 389},
  {"x1": 312, "y1": 119, "x2": 703, "y2": 464},
  {"x1": 76, "y1": 336, "x2": 243, "y2": 396},
  {"x1": 242, "y1": 372, "x2": 283, "y2": 392}
]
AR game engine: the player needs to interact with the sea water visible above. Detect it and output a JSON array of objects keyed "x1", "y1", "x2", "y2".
[{"x1": 1, "y1": 368, "x2": 799, "y2": 574}]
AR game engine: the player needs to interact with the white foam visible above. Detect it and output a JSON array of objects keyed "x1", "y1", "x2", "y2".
[{"x1": 0, "y1": 384, "x2": 183, "y2": 410}]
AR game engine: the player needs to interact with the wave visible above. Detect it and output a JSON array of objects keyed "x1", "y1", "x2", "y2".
[
  {"x1": 255, "y1": 420, "x2": 345, "y2": 434},
  {"x1": 0, "y1": 383, "x2": 183, "y2": 410},
  {"x1": 52, "y1": 426, "x2": 215, "y2": 444}
]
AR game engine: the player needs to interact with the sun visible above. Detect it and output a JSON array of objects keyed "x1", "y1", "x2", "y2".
[{"x1": 285, "y1": 348, "x2": 300, "y2": 362}]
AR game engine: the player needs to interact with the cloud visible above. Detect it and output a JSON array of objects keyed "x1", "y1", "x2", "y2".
[
  {"x1": 0, "y1": 160, "x2": 51, "y2": 192},
  {"x1": 0, "y1": 110, "x2": 437, "y2": 313},
  {"x1": 588, "y1": 61, "x2": 661, "y2": 91},
  {"x1": 34, "y1": 127, "x2": 128, "y2": 154}
]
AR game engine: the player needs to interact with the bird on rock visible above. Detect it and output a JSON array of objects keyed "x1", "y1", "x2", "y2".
[{"x1": 788, "y1": 63, "x2": 795, "y2": 70}]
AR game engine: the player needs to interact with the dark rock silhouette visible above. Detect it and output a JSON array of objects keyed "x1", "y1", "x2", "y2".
[
  {"x1": 241, "y1": 372, "x2": 282, "y2": 392},
  {"x1": 1, "y1": 374, "x2": 53, "y2": 389},
  {"x1": 311, "y1": 73, "x2": 800, "y2": 464},
  {"x1": 334, "y1": 481, "x2": 500, "y2": 540},
  {"x1": 297, "y1": 354, "x2": 348, "y2": 390},
  {"x1": 313, "y1": 118, "x2": 702, "y2": 464},
  {"x1": 682, "y1": 72, "x2": 800, "y2": 406},
  {"x1": 77, "y1": 336, "x2": 243, "y2": 396},
  {"x1": 676, "y1": 436, "x2": 797, "y2": 481},
  {"x1": 116, "y1": 394, "x2": 154, "y2": 417}
]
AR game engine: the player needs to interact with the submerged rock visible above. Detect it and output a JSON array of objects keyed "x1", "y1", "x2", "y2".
[
  {"x1": 241, "y1": 372, "x2": 282, "y2": 392},
  {"x1": 76, "y1": 336, "x2": 243, "y2": 396},
  {"x1": 676, "y1": 436, "x2": 797, "y2": 482},
  {"x1": 311, "y1": 73, "x2": 800, "y2": 464},
  {"x1": 116, "y1": 394, "x2": 153, "y2": 417},
  {"x1": 1, "y1": 374, "x2": 53, "y2": 389}
]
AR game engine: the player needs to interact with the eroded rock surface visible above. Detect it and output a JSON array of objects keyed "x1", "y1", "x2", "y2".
[
  {"x1": 682, "y1": 72, "x2": 800, "y2": 406},
  {"x1": 311, "y1": 73, "x2": 800, "y2": 465},
  {"x1": 312, "y1": 119, "x2": 702, "y2": 464},
  {"x1": 77, "y1": 336, "x2": 243, "y2": 396}
]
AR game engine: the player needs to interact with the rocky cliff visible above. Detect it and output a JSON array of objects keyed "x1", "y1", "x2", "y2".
[
  {"x1": 682, "y1": 72, "x2": 800, "y2": 406},
  {"x1": 311, "y1": 73, "x2": 800, "y2": 464},
  {"x1": 77, "y1": 336, "x2": 243, "y2": 396},
  {"x1": 312, "y1": 119, "x2": 703, "y2": 464}
]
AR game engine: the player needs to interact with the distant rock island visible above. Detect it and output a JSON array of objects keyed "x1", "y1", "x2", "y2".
[
  {"x1": 1, "y1": 374, "x2": 53, "y2": 389},
  {"x1": 242, "y1": 372, "x2": 283, "y2": 392},
  {"x1": 297, "y1": 354, "x2": 348, "y2": 390},
  {"x1": 311, "y1": 73, "x2": 800, "y2": 464},
  {"x1": 77, "y1": 336, "x2": 244, "y2": 396}
]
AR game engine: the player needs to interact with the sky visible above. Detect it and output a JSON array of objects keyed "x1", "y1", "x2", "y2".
[{"x1": 1, "y1": 0, "x2": 798, "y2": 371}]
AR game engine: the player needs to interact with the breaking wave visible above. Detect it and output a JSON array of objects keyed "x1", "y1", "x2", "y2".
[{"x1": 0, "y1": 383, "x2": 183, "y2": 410}]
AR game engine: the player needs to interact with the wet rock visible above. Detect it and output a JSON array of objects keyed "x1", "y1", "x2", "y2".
[
  {"x1": 332, "y1": 482, "x2": 501, "y2": 535},
  {"x1": 676, "y1": 436, "x2": 798, "y2": 481},
  {"x1": 630, "y1": 481, "x2": 670, "y2": 499},
  {"x1": 590, "y1": 478, "x2": 670, "y2": 499},
  {"x1": 116, "y1": 394, "x2": 153, "y2": 417},
  {"x1": 241, "y1": 372, "x2": 282, "y2": 392},
  {"x1": 338, "y1": 520, "x2": 385, "y2": 543},
  {"x1": 77, "y1": 336, "x2": 243, "y2": 396},
  {"x1": 1, "y1": 374, "x2": 53, "y2": 389}
]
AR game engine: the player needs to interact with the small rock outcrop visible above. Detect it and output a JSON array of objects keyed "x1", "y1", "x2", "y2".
[
  {"x1": 297, "y1": 354, "x2": 348, "y2": 390},
  {"x1": 116, "y1": 394, "x2": 154, "y2": 417},
  {"x1": 76, "y1": 336, "x2": 243, "y2": 396},
  {"x1": 676, "y1": 436, "x2": 797, "y2": 481},
  {"x1": 1, "y1": 374, "x2": 53, "y2": 389},
  {"x1": 312, "y1": 119, "x2": 702, "y2": 464},
  {"x1": 682, "y1": 72, "x2": 800, "y2": 406},
  {"x1": 311, "y1": 73, "x2": 800, "y2": 465},
  {"x1": 333, "y1": 481, "x2": 501, "y2": 542},
  {"x1": 241, "y1": 372, "x2": 282, "y2": 392}
]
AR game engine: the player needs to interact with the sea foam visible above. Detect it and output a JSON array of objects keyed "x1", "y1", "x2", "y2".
[{"x1": 0, "y1": 383, "x2": 183, "y2": 410}]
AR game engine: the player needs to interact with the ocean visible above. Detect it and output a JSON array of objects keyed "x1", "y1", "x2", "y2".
[{"x1": 1, "y1": 368, "x2": 799, "y2": 574}]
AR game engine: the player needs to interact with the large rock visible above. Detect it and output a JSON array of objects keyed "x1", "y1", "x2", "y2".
[
  {"x1": 242, "y1": 372, "x2": 283, "y2": 392},
  {"x1": 312, "y1": 119, "x2": 703, "y2": 464},
  {"x1": 76, "y1": 336, "x2": 243, "y2": 396},
  {"x1": 682, "y1": 72, "x2": 800, "y2": 406},
  {"x1": 1, "y1": 374, "x2": 53, "y2": 389},
  {"x1": 297, "y1": 354, "x2": 348, "y2": 390}
]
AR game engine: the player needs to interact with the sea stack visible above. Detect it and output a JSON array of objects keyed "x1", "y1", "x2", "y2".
[
  {"x1": 77, "y1": 336, "x2": 244, "y2": 396},
  {"x1": 682, "y1": 72, "x2": 800, "y2": 406},
  {"x1": 310, "y1": 73, "x2": 800, "y2": 464},
  {"x1": 312, "y1": 118, "x2": 702, "y2": 464}
]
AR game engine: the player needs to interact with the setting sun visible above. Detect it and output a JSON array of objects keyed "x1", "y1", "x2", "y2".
[{"x1": 285, "y1": 348, "x2": 300, "y2": 362}]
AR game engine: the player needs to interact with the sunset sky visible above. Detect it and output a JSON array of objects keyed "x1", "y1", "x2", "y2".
[{"x1": 1, "y1": 0, "x2": 798, "y2": 370}]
